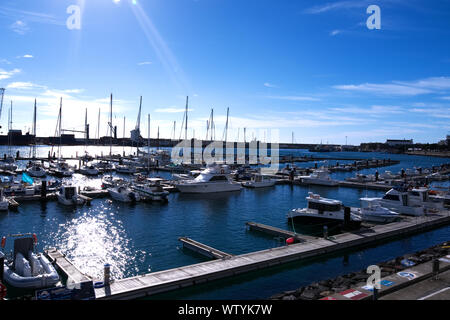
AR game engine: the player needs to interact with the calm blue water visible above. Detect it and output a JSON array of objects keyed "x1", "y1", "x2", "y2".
[{"x1": 0, "y1": 146, "x2": 449, "y2": 299}]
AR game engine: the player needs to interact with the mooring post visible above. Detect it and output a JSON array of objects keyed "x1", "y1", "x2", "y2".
[
  {"x1": 372, "y1": 287, "x2": 378, "y2": 300},
  {"x1": 104, "y1": 263, "x2": 111, "y2": 285},
  {"x1": 0, "y1": 251, "x2": 4, "y2": 282},
  {"x1": 323, "y1": 225, "x2": 328, "y2": 239},
  {"x1": 41, "y1": 179, "x2": 47, "y2": 200},
  {"x1": 433, "y1": 258, "x2": 440, "y2": 280}
]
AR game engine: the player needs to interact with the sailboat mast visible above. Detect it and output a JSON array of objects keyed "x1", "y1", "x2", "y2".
[
  {"x1": 32, "y1": 99, "x2": 37, "y2": 158},
  {"x1": 185, "y1": 96, "x2": 188, "y2": 140},
  {"x1": 147, "y1": 114, "x2": 150, "y2": 169},
  {"x1": 223, "y1": 107, "x2": 229, "y2": 142},
  {"x1": 58, "y1": 98, "x2": 62, "y2": 159},
  {"x1": 109, "y1": 93, "x2": 113, "y2": 157}
]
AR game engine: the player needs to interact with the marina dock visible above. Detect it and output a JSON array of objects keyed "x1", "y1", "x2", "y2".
[
  {"x1": 178, "y1": 237, "x2": 233, "y2": 260},
  {"x1": 45, "y1": 248, "x2": 91, "y2": 284},
  {"x1": 245, "y1": 222, "x2": 317, "y2": 242},
  {"x1": 93, "y1": 210, "x2": 450, "y2": 300}
]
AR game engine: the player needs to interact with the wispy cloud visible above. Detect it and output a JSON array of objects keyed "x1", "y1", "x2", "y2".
[
  {"x1": 0, "y1": 68, "x2": 21, "y2": 80},
  {"x1": 333, "y1": 76, "x2": 450, "y2": 96},
  {"x1": 266, "y1": 95, "x2": 320, "y2": 102},
  {"x1": 330, "y1": 30, "x2": 342, "y2": 36},
  {"x1": 21, "y1": 54, "x2": 33, "y2": 59},
  {"x1": 6, "y1": 82, "x2": 45, "y2": 90},
  {"x1": 0, "y1": 6, "x2": 65, "y2": 26},
  {"x1": 138, "y1": 61, "x2": 152, "y2": 66},
  {"x1": 155, "y1": 107, "x2": 194, "y2": 113},
  {"x1": 264, "y1": 82, "x2": 278, "y2": 88},
  {"x1": 10, "y1": 20, "x2": 29, "y2": 34},
  {"x1": 303, "y1": 0, "x2": 369, "y2": 14},
  {"x1": 329, "y1": 105, "x2": 405, "y2": 115},
  {"x1": 0, "y1": 59, "x2": 12, "y2": 65}
]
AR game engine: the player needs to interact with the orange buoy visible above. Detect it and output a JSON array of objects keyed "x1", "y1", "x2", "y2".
[
  {"x1": 32, "y1": 233, "x2": 38, "y2": 244},
  {"x1": 1, "y1": 236, "x2": 5, "y2": 248},
  {"x1": 286, "y1": 237, "x2": 295, "y2": 245}
]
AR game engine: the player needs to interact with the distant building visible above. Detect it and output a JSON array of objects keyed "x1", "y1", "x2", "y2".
[{"x1": 385, "y1": 139, "x2": 413, "y2": 146}]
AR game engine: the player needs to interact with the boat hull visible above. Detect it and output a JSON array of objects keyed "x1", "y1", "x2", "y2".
[{"x1": 177, "y1": 182, "x2": 242, "y2": 194}]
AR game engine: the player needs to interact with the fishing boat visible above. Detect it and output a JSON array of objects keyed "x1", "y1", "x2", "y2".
[
  {"x1": 407, "y1": 187, "x2": 445, "y2": 210},
  {"x1": 287, "y1": 192, "x2": 362, "y2": 229},
  {"x1": 132, "y1": 178, "x2": 169, "y2": 201},
  {"x1": 299, "y1": 168, "x2": 338, "y2": 186},
  {"x1": 0, "y1": 234, "x2": 60, "y2": 289},
  {"x1": 108, "y1": 186, "x2": 141, "y2": 203},
  {"x1": 172, "y1": 170, "x2": 203, "y2": 181},
  {"x1": 242, "y1": 173, "x2": 276, "y2": 188},
  {"x1": 354, "y1": 198, "x2": 400, "y2": 223},
  {"x1": 346, "y1": 174, "x2": 376, "y2": 183},
  {"x1": 25, "y1": 161, "x2": 47, "y2": 178},
  {"x1": 56, "y1": 184, "x2": 86, "y2": 206},
  {"x1": 176, "y1": 164, "x2": 242, "y2": 194},
  {"x1": 79, "y1": 164, "x2": 99, "y2": 176}
]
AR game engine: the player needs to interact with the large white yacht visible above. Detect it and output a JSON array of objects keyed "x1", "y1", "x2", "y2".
[
  {"x1": 288, "y1": 192, "x2": 362, "y2": 228},
  {"x1": 299, "y1": 168, "x2": 338, "y2": 186},
  {"x1": 242, "y1": 173, "x2": 276, "y2": 188},
  {"x1": 176, "y1": 164, "x2": 242, "y2": 194}
]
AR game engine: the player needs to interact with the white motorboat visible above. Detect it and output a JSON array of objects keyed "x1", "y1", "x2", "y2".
[
  {"x1": 52, "y1": 160, "x2": 74, "y2": 177},
  {"x1": 375, "y1": 188, "x2": 425, "y2": 216},
  {"x1": 116, "y1": 164, "x2": 137, "y2": 174},
  {"x1": 354, "y1": 198, "x2": 400, "y2": 223},
  {"x1": 346, "y1": 174, "x2": 376, "y2": 183},
  {"x1": 0, "y1": 189, "x2": 9, "y2": 211},
  {"x1": 407, "y1": 187, "x2": 445, "y2": 210},
  {"x1": 172, "y1": 170, "x2": 203, "y2": 181},
  {"x1": 176, "y1": 164, "x2": 242, "y2": 194},
  {"x1": 79, "y1": 164, "x2": 99, "y2": 176},
  {"x1": 379, "y1": 171, "x2": 398, "y2": 180},
  {"x1": 0, "y1": 156, "x2": 18, "y2": 172},
  {"x1": 57, "y1": 185, "x2": 86, "y2": 206},
  {"x1": 242, "y1": 174, "x2": 276, "y2": 188},
  {"x1": 94, "y1": 161, "x2": 115, "y2": 173},
  {"x1": 108, "y1": 186, "x2": 141, "y2": 203},
  {"x1": 0, "y1": 234, "x2": 60, "y2": 289},
  {"x1": 101, "y1": 175, "x2": 126, "y2": 189},
  {"x1": 132, "y1": 178, "x2": 169, "y2": 201},
  {"x1": 287, "y1": 192, "x2": 362, "y2": 228},
  {"x1": 299, "y1": 168, "x2": 338, "y2": 186},
  {"x1": 26, "y1": 162, "x2": 47, "y2": 178}
]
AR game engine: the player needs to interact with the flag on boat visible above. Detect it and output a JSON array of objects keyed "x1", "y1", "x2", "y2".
[{"x1": 22, "y1": 172, "x2": 34, "y2": 185}]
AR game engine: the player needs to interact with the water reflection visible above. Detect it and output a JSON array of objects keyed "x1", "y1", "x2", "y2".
[{"x1": 50, "y1": 204, "x2": 138, "y2": 281}]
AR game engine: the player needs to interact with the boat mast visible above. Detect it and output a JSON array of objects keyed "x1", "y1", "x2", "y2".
[
  {"x1": 58, "y1": 98, "x2": 62, "y2": 159},
  {"x1": 0, "y1": 88, "x2": 4, "y2": 125},
  {"x1": 30, "y1": 99, "x2": 37, "y2": 159},
  {"x1": 123, "y1": 116, "x2": 126, "y2": 155},
  {"x1": 223, "y1": 107, "x2": 229, "y2": 142},
  {"x1": 147, "y1": 114, "x2": 150, "y2": 170},
  {"x1": 172, "y1": 121, "x2": 176, "y2": 141},
  {"x1": 109, "y1": 93, "x2": 113, "y2": 157},
  {"x1": 96, "y1": 108, "x2": 101, "y2": 145},
  {"x1": 185, "y1": 96, "x2": 188, "y2": 141}
]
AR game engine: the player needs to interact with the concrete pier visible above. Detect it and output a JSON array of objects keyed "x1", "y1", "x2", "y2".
[{"x1": 93, "y1": 211, "x2": 450, "y2": 300}]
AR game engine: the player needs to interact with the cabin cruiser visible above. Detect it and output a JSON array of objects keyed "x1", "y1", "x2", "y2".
[
  {"x1": 407, "y1": 187, "x2": 445, "y2": 210},
  {"x1": 101, "y1": 175, "x2": 127, "y2": 189},
  {"x1": 242, "y1": 173, "x2": 276, "y2": 188},
  {"x1": 94, "y1": 161, "x2": 115, "y2": 173},
  {"x1": 57, "y1": 184, "x2": 86, "y2": 206},
  {"x1": 79, "y1": 164, "x2": 99, "y2": 176},
  {"x1": 172, "y1": 170, "x2": 203, "y2": 181},
  {"x1": 299, "y1": 168, "x2": 338, "y2": 186},
  {"x1": 0, "y1": 234, "x2": 60, "y2": 289},
  {"x1": 51, "y1": 160, "x2": 74, "y2": 177},
  {"x1": 132, "y1": 178, "x2": 169, "y2": 201},
  {"x1": 353, "y1": 198, "x2": 400, "y2": 223},
  {"x1": 373, "y1": 188, "x2": 425, "y2": 216},
  {"x1": 116, "y1": 164, "x2": 137, "y2": 174},
  {"x1": 287, "y1": 192, "x2": 362, "y2": 228},
  {"x1": 0, "y1": 189, "x2": 9, "y2": 211},
  {"x1": 346, "y1": 174, "x2": 376, "y2": 183},
  {"x1": 26, "y1": 161, "x2": 47, "y2": 178},
  {"x1": 176, "y1": 164, "x2": 242, "y2": 194},
  {"x1": 0, "y1": 156, "x2": 18, "y2": 172},
  {"x1": 379, "y1": 171, "x2": 398, "y2": 180},
  {"x1": 108, "y1": 186, "x2": 141, "y2": 203}
]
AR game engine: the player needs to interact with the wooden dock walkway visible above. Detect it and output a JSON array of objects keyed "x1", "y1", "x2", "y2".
[
  {"x1": 245, "y1": 222, "x2": 318, "y2": 242},
  {"x1": 179, "y1": 237, "x2": 233, "y2": 260},
  {"x1": 45, "y1": 248, "x2": 91, "y2": 284},
  {"x1": 94, "y1": 210, "x2": 450, "y2": 300}
]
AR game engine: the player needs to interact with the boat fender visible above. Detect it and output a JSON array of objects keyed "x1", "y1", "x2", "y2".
[
  {"x1": 94, "y1": 281, "x2": 105, "y2": 288},
  {"x1": 1, "y1": 237, "x2": 5, "y2": 248},
  {"x1": 0, "y1": 283, "x2": 7, "y2": 300},
  {"x1": 286, "y1": 237, "x2": 295, "y2": 245},
  {"x1": 33, "y1": 234, "x2": 38, "y2": 244}
]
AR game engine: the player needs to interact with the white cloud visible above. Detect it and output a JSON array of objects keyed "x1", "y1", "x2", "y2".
[
  {"x1": 10, "y1": 20, "x2": 29, "y2": 35},
  {"x1": 22, "y1": 54, "x2": 33, "y2": 58},
  {"x1": 266, "y1": 95, "x2": 320, "y2": 101},
  {"x1": 303, "y1": 0, "x2": 369, "y2": 14},
  {"x1": 0, "y1": 68, "x2": 21, "y2": 80},
  {"x1": 264, "y1": 82, "x2": 278, "y2": 88},
  {"x1": 155, "y1": 107, "x2": 194, "y2": 113},
  {"x1": 138, "y1": 61, "x2": 152, "y2": 65},
  {"x1": 330, "y1": 30, "x2": 341, "y2": 36},
  {"x1": 6, "y1": 82, "x2": 44, "y2": 90}
]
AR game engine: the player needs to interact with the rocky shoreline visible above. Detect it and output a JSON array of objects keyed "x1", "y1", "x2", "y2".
[{"x1": 270, "y1": 241, "x2": 450, "y2": 300}]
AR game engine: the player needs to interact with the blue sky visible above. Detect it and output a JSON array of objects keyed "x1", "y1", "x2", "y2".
[{"x1": 0, "y1": 0, "x2": 449, "y2": 144}]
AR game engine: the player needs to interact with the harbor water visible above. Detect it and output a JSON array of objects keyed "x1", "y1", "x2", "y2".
[{"x1": 1, "y1": 146, "x2": 449, "y2": 299}]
